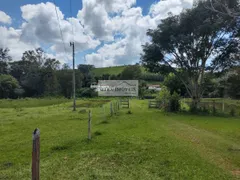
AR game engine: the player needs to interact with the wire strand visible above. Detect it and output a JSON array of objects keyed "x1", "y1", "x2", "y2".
[
  {"x1": 69, "y1": 0, "x2": 75, "y2": 42},
  {"x1": 53, "y1": 0, "x2": 68, "y2": 55}
]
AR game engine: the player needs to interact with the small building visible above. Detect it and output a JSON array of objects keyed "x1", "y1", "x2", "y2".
[{"x1": 147, "y1": 84, "x2": 161, "y2": 91}]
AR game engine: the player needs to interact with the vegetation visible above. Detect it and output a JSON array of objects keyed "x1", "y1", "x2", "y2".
[
  {"x1": 0, "y1": 99, "x2": 239, "y2": 179},
  {"x1": 141, "y1": 0, "x2": 240, "y2": 108}
]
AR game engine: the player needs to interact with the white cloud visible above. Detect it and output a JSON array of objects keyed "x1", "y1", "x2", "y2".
[
  {"x1": 149, "y1": 0, "x2": 193, "y2": 22},
  {"x1": 0, "y1": 0, "x2": 193, "y2": 66},
  {"x1": 20, "y1": 2, "x2": 100, "y2": 53},
  {"x1": 0, "y1": 2, "x2": 100, "y2": 62},
  {"x1": 0, "y1": 26, "x2": 35, "y2": 60},
  {"x1": 0, "y1": 11, "x2": 12, "y2": 24}
]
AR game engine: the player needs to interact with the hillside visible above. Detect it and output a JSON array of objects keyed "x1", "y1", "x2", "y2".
[{"x1": 92, "y1": 65, "x2": 145, "y2": 76}]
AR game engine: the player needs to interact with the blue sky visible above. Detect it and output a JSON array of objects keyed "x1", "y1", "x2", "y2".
[{"x1": 0, "y1": 0, "x2": 193, "y2": 67}]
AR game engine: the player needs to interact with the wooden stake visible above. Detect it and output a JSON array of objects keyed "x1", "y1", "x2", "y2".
[
  {"x1": 32, "y1": 128, "x2": 40, "y2": 180},
  {"x1": 222, "y1": 99, "x2": 225, "y2": 112},
  {"x1": 88, "y1": 110, "x2": 92, "y2": 140},
  {"x1": 110, "y1": 102, "x2": 113, "y2": 116}
]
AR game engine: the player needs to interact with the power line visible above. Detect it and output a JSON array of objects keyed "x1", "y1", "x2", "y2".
[
  {"x1": 69, "y1": 0, "x2": 75, "y2": 42},
  {"x1": 53, "y1": 0, "x2": 68, "y2": 55}
]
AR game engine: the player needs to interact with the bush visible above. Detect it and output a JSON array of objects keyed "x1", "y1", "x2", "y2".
[
  {"x1": 76, "y1": 88, "x2": 97, "y2": 98},
  {"x1": 169, "y1": 92, "x2": 180, "y2": 112},
  {"x1": 156, "y1": 87, "x2": 180, "y2": 112}
]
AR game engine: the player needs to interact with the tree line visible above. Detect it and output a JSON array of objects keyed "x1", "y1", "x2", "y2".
[{"x1": 0, "y1": 48, "x2": 163, "y2": 99}]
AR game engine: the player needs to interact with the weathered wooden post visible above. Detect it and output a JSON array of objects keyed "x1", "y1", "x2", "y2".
[
  {"x1": 222, "y1": 99, "x2": 225, "y2": 113},
  {"x1": 102, "y1": 105, "x2": 106, "y2": 121},
  {"x1": 110, "y1": 102, "x2": 113, "y2": 116},
  {"x1": 212, "y1": 100, "x2": 216, "y2": 114},
  {"x1": 32, "y1": 128, "x2": 40, "y2": 180},
  {"x1": 88, "y1": 110, "x2": 92, "y2": 140},
  {"x1": 115, "y1": 102, "x2": 117, "y2": 114}
]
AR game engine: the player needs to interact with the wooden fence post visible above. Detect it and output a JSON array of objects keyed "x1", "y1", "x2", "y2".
[
  {"x1": 212, "y1": 100, "x2": 216, "y2": 114},
  {"x1": 32, "y1": 128, "x2": 40, "y2": 180},
  {"x1": 88, "y1": 110, "x2": 92, "y2": 140},
  {"x1": 110, "y1": 102, "x2": 113, "y2": 116},
  {"x1": 102, "y1": 105, "x2": 106, "y2": 121},
  {"x1": 222, "y1": 99, "x2": 225, "y2": 113}
]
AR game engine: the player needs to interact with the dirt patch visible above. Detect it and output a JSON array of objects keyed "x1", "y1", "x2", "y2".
[{"x1": 231, "y1": 170, "x2": 240, "y2": 176}]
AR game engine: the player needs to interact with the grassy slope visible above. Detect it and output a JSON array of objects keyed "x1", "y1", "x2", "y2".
[
  {"x1": 92, "y1": 65, "x2": 145, "y2": 76},
  {"x1": 0, "y1": 99, "x2": 239, "y2": 179}
]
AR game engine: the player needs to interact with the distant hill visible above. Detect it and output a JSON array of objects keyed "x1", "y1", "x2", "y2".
[
  {"x1": 92, "y1": 65, "x2": 145, "y2": 76},
  {"x1": 91, "y1": 65, "x2": 162, "y2": 85}
]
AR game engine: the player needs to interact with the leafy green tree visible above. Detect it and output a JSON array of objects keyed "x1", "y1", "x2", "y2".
[
  {"x1": 120, "y1": 65, "x2": 142, "y2": 80},
  {"x1": 77, "y1": 64, "x2": 95, "y2": 87},
  {"x1": 56, "y1": 69, "x2": 83, "y2": 98},
  {"x1": 141, "y1": 1, "x2": 240, "y2": 108},
  {"x1": 163, "y1": 73, "x2": 186, "y2": 96},
  {"x1": 0, "y1": 48, "x2": 12, "y2": 74},
  {"x1": 0, "y1": 74, "x2": 19, "y2": 98},
  {"x1": 206, "y1": 0, "x2": 240, "y2": 18}
]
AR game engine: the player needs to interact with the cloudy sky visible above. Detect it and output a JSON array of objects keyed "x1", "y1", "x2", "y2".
[{"x1": 0, "y1": 0, "x2": 193, "y2": 67}]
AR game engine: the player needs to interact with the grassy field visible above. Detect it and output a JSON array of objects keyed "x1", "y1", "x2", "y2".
[
  {"x1": 0, "y1": 99, "x2": 240, "y2": 179},
  {"x1": 91, "y1": 65, "x2": 145, "y2": 76},
  {"x1": 0, "y1": 98, "x2": 71, "y2": 108},
  {"x1": 92, "y1": 66, "x2": 127, "y2": 76}
]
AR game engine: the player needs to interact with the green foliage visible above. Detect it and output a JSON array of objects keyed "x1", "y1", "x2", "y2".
[
  {"x1": 156, "y1": 86, "x2": 171, "y2": 111},
  {"x1": 0, "y1": 48, "x2": 12, "y2": 74},
  {"x1": 141, "y1": 73, "x2": 164, "y2": 82},
  {"x1": 56, "y1": 70, "x2": 83, "y2": 98},
  {"x1": 76, "y1": 88, "x2": 97, "y2": 98},
  {"x1": 230, "y1": 108, "x2": 236, "y2": 116},
  {"x1": 120, "y1": 65, "x2": 142, "y2": 80},
  {"x1": 156, "y1": 87, "x2": 180, "y2": 112},
  {"x1": 141, "y1": 0, "x2": 240, "y2": 107},
  {"x1": 0, "y1": 74, "x2": 19, "y2": 98},
  {"x1": 169, "y1": 92, "x2": 181, "y2": 112},
  {"x1": 225, "y1": 67, "x2": 240, "y2": 99},
  {"x1": 163, "y1": 73, "x2": 186, "y2": 96}
]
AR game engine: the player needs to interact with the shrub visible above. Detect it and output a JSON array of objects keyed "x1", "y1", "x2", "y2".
[
  {"x1": 76, "y1": 88, "x2": 97, "y2": 98},
  {"x1": 156, "y1": 86, "x2": 171, "y2": 111},
  {"x1": 156, "y1": 87, "x2": 180, "y2": 112},
  {"x1": 169, "y1": 92, "x2": 181, "y2": 112},
  {"x1": 230, "y1": 108, "x2": 235, "y2": 116}
]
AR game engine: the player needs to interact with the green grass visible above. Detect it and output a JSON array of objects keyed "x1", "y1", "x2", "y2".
[
  {"x1": 92, "y1": 66, "x2": 127, "y2": 76},
  {"x1": 92, "y1": 65, "x2": 145, "y2": 76},
  {"x1": 0, "y1": 99, "x2": 240, "y2": 179},
  {"x1": 0, "y1": 98, "x2": 71, "y2": 108}
]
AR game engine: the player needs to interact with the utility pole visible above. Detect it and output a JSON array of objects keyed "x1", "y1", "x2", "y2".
[{"x1": 70, "y1": 42, "x2": 76, "y2": 111}]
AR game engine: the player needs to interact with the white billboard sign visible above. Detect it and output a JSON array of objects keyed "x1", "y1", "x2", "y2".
[{"x1": 98, "y1": 80, "x2": 138, "y2": 97}]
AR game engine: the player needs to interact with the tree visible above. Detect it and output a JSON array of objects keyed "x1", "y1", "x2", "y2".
[
  {"x1": 120, "y1": 65, "x2": 142, "y2": 80},
  {"x1": 56, "y1": 69, "x2": 83, "y2": 98},
  {"x1": 77, "y1": 64, "x2": 95, "y2": 87},
  {"x1": 0, "y1": 74, "x2": 19, "y2": 98},
  {"x1": 206, "y1": 0, "x2": 240, "y2": 18},
  {"x1": 141, "y1": 1, "x2": 240, "y2": 108},
  {"x1": 0, "y1": 48, "x2": 12, "y2": 74},
  {"x1": 163, "y1": 73, "x2": 186, "y2": 96},
  {"x1": 225, "y1": 67, "x2": 240, "y2": 99}
]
